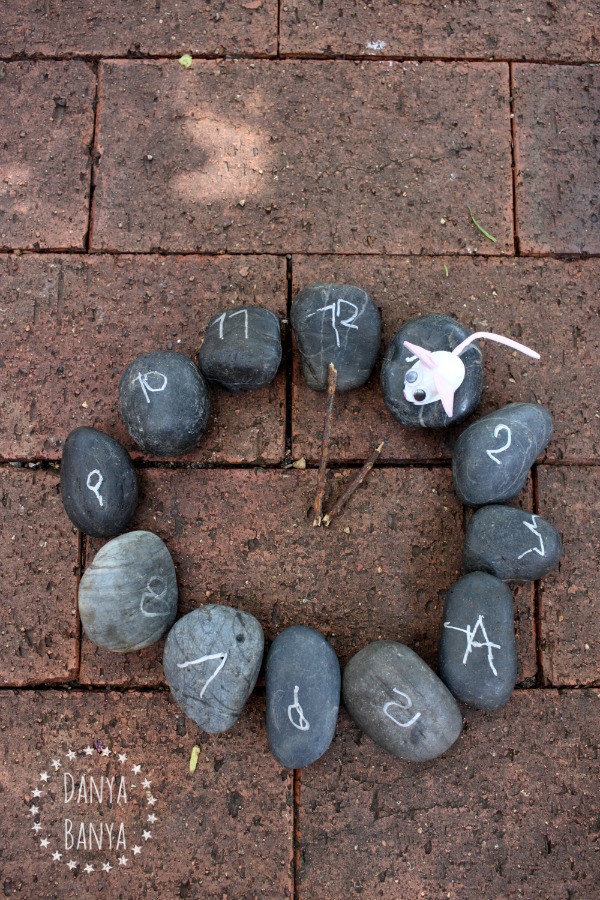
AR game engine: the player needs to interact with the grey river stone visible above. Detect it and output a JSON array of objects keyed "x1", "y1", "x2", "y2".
[
  {"x1": 381, "y1": 314, "x2": 483, "y2": 427},
  {"x1": 60, "y1": 426, "x2": 138, "y2": 537},
  {"x1": 464, "y1": 505, "x2": 562, "y2": 582},
  {"x1": 342, "y1": 641, "x2": 462, "y2": 762},
  {"x1": 439, "y1": 572, "x2": 517, "y2": 710},
  {"x1": 198, "y1": 306, "x2": 282, "y2": 392},
  {"x1": 163, "y1": 605, "x2": 264, "y2": 734},
  {"x1": 266, "y1": 625, "x2": 340, "y2": 769},
  {"x1": 119, "y1": 350, "x2": 211, "y2": 456},
  {"x1": 78, "y1": 530, "x2": 178, "y2": 652},
  {"x1": 291, "y1": 282, "x2": 381, "y2": 392},
  {"x1": 452, "y1": 402, "x2": 553, "y2": 507}
]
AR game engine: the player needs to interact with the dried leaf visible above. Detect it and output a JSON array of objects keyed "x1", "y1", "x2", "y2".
[
  {"x1": 292, "y1": 457, "x2": 306, "y2": 469},
  {"x1": 178, "y1": 54, "x2": 193, "y2": 69},
  {"x1": 189, "y1": 744, "x2": 200, "y2": 773}
]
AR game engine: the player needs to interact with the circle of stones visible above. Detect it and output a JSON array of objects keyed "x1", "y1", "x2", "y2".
[{"x1": 27, "y1": 744, "x2": 158, "y2": 875}]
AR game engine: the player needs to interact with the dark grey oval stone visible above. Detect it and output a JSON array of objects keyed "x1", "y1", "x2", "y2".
[
  {"x1": 342, "y1": 641, "x2": 462, "y2": 762},
  {"x1": 198, "y1": 306, "x2": 282, "y2": 392},
  {"x1": 439, "y1": 572, "x2": 517, "y2": 710},
  {"x1": 78, "y1": 530, "x2": 178, "y2": 652},
  {"x1": 60, "y1": 426, "x2": 138, "y2": 537},
  {"x1": 119, "y1": 351, "x2": 211, "y2": 456},
  {"x1": 452, "y1": 402, "x2": 553, "y2": 506},
  {"x1": 380, "y1": 314, "x2": 483, "y2": 427},
  {"x1": 163, "y1": 605, "x2": 264, "y2": 734},
  {"x1": 290, "y1": 282, "x2": 381, "y2": 392},
  {"x1": 266, "y1": 625, "x2": 340, "y2": 769},
  {"x1": 464, "y1": 505, "x2": 563, "y2": 582}
]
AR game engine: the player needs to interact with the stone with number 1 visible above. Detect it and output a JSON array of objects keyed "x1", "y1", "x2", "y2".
[
  {"x1": 342, "y1": 641, "x2": 462, "y2": 762},
  {"x1": 163, "y1": 605, "x2": 264, "y2": 734},
  {"x1": 291, "y1": 283, "x2": 381, "y2": 392}
]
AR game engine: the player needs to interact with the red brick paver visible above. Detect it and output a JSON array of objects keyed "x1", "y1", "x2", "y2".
[
  {"x1": 537, "y1": 466, "x2": 600, "y2": 687},
  {"x1": 281, "y1": 1, "x2": 600, "y2": 63},
  {"x1": 514, "y1": 64, "x2": 600, "y2": 255},
  {"x1": 0, "y1": 468, "x2": 78, "y2": 685},
  {"x1": 0, "y1": 254, "x2": 286, "y2": 463},
  {"x1": 92, "y1": 60, "x2": 513, "y2": 255},
  {"x1": 0, "y1": 690, "x2": 293, "y2": 898},
  {"x1": 298, "y1": 692, "x2": 599, "y2": 898},
  {"x1": 0, "y1": 61, "x2": 95, "y2": 251},
  {"x1": 291, "y1": 256, "x2": 600, "y2": 464},
  {"x1": 79, "y1": 468, "x2": 537, "y2": 687},
  {"x1": 1, "y1": 0, "x2": 278, "y2": 58}
]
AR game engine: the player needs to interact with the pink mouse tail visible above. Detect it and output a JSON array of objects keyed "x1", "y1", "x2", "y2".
[
  {"x1": 452, "y1": 332, "x2": 540, "y2": 359},
  {"x1": 403, "y1": 340, "x2": 438, "y2": 370}
]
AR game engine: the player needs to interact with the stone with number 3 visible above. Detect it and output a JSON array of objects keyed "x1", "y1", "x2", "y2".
[{"x1": 78, "y1": 531, "x2": 178, "y2": 652}]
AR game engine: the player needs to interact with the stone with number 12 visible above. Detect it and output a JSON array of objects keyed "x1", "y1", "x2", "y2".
[
  {"x1": 342, "y1": 642, "x2": 462, "y2": 762},
  {"x1": 163, "y1": 605, "x2": 264, "y2": 734},
  {"x1": 79, "y1": 530, "x2": 178, "y2": 652},
  {"x1": 119, "y1": 350, "x2": 211, "y2": 457},
  {"x1": 452, "y1": 402, "x2": 553, "y2": 507},
  {"x1": 198, "y1": 306, "x2": 282, "y2": 392},
  {"x1": 291, "y1": 283, "x2": 381, "y2": 392}
]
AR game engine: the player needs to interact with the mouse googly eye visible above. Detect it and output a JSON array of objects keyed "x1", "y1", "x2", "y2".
[
  {"x1": 413, "y1": 389, "x2": 427, "y2": 402},
  {"x1": 405, "y1": 369, "x2": 419, "y2": 384}
]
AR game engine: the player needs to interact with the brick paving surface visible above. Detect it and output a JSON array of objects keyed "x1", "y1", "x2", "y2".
[{"x1": 1, "y1": 2, "x2": 598, "y2": 897}]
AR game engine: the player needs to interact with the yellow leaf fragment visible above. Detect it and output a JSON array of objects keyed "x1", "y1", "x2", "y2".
[{"x1": 189, "y1": 744, "x2": 200, "y2": 773}]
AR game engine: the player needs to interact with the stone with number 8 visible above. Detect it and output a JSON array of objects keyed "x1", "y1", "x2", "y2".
[{"x1": 291, "y1": 282, "x2": 381, "y2": 392}]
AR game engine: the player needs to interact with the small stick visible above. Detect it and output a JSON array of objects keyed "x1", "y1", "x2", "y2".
[
  {"x1": 312, "y1": 363, "x2": 337, "y2": 527},
  {"x1": 322, "y1": 441, "x2": 384, "y2": 527}
]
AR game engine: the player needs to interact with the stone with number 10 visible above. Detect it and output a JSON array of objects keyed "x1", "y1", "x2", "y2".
[
  {"x1": 78, "y1": 530, "x2": 178, "y2": 652},
  {"x1": 119, "y1": 350, "x2": 211, "y2": 457},
  {"x1": 163, "y1": 605, "x2": 264, "y2": 734},
  {"x1": 198, "y1": 306, "x2": 282, "y2": 392},
  {"x1": 291, "y1": 283, "x2": 381, "y2": 392},
  {"x1": 452, "y1": 402, "x2": 553, "y2": 507},
  {"x1": 342, "y1": 642, "x2": 462, "y2": 762}
]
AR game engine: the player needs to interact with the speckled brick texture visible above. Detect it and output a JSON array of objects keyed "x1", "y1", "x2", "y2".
[
  {"x1": 0, "y1": 61, "x2": 95, "y2": 251},
  {"x1": 0, "y1": 0, "x2": 278, "y2": 58},
  {"x1": 0, "y1": 690, "x2": 293, "y2": 898},
  {"x1": 514, "y1": 64, "x2": 600, "y2": 255},
  {"x1": 91, "y1": 59, "x2": 513, "y2": 255},
  {"x1": 298, "y1": 693, "x2": 599, "y2": 899},
  {"x1": 0, "y1": 468, "x2": 78, "y2": 686},
  {"x1": 291, "y1": 256, "x2": 600, "y2": 465},
  {"x1": 537, "y1": 466, "x2": 600, "y2": 687},
  {"x1": 281, "y1": 1, "x2": 600, "y2": 62},
  {"x1": 79, "y1": 468, "x2": 537, "y2": 688},
  {"x1": 0, "y1": 254, "x2": 286, "y2": 463}
]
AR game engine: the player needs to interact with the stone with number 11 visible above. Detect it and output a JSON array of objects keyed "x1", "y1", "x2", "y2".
[{"x1": 198, "y1": 306, "x2": 282, "y2": 392}]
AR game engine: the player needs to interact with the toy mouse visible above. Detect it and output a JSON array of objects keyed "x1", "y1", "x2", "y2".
[{"x1": 402, "y1": 332, "x2": 540, "y2": 418}]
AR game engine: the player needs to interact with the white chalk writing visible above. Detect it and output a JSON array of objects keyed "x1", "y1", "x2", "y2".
[
  {"x1": 383, "y1": 688, "x2": 421, "y2": 729},
  {"x1": 176, "y1": 651, "x2": 228, "y2": 698},
  {"x1": 287, "y1": 685, "x2": 310, "y2": 731},
  {"x1": 444, "y1": 614, "x2": 501, "y2": 676},
  {"x1": 212, "y1": 309, "x2": 249, "y2": 340},
  {"x1": 139, "y1": 575, "x2": 170, "y2": 618},
  {"x1": 306, "y1": 298, "x2": 359, "y2": 348},
  {"x1": 133, "y1": 370, "x2": 168, "y2": 403},
  {"x1": 86, "y1": 470, "x2": 104, "y2": 507},
  {"x1": 517, "y1": 515, "x2": 546, "y2": 559},
  {"x1": 486, "y1": 423, "x2": 512, "y2": 465}
]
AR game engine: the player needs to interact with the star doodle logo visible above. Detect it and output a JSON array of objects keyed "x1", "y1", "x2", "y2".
[{"x1": 26, "y1": 742, "x2": 159, "y2": 876}]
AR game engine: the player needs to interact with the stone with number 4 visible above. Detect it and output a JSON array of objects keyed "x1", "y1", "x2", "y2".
[
  {"x1": 266, "y1": 625, "x2": 340, "y2": 769},
  {"x1": 342, "y1": 641, "x2": 462, "y2": 762},
  {"x1": 78, "y1": 530, "x2": 178, "y2": 652},
  {"x1": 198, "y1": 306, "x2": 282, "y2": 392},
  {"x1": 60, "y1": 426, "x2": 138, "y2": 537},
  {"x1": 452, "y1": 402, "x2": 553, "y2": 507},
  {"x1": 463, "y1": 505, "x2": 562, "y2": 582},
  {"x1": 119, "y1": 350, "x2": 211, "y2": 457},
  {"x1": 291, "y1": 283, "x2": 381, "y2": 392},
  {"x1": 163, "y1": 605, "x2": 264, "y2": 734}
]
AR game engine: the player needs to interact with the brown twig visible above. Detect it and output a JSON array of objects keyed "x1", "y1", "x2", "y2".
[
  {"x1": 322, "y1": 441, "x2": 385, "y2": 527},
  {"x1": 312, "y1": 363, "x2": 337, "y2": 527}
]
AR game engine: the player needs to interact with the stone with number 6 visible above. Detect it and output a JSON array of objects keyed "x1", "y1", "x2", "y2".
[
  {"x1": 163, "y1": 605, "x2": 264, "y2": 734},
  {"x1": 342, "y1": 641, "x2": 462, "y2": 762},
  {"x1": 78, "y1": 531, "x2": 178, "y2": 652}
]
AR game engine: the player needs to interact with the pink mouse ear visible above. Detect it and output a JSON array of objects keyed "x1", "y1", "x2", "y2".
[
  {"x1": 432, "y1": 372, "x2": 455, "y2": 417},
  {"x1": 403, "y1": 340, "x2": 438, "y2": 370}
]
